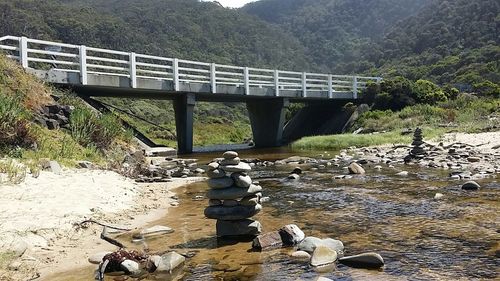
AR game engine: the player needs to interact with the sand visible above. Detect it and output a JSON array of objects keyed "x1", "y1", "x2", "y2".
[{"x1": 0, "y1": 168, "x2": 205, "y2": 280}]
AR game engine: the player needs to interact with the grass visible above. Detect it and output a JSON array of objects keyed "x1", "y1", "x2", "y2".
[{"x1": 0, "y1": 159, "x2": 26, "y2": 184}]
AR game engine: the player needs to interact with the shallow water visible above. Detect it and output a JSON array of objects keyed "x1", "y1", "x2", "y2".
[{"x1": 55, "y1": 148, "x2": 499, "y2": 281}]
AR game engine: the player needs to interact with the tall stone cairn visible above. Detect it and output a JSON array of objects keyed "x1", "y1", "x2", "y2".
[
  {"x1": 410, "y1": 128, "x2": 426, "y2": 159},
  {"x1": 204, "y1": 151, "x2": 263, "y2": 238}
]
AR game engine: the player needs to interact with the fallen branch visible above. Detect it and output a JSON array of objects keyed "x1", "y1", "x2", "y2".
[
  {"x1": 100, "y1": 227, "x2": 126, "y2": 248},
  {"x1": 76, "y1": 219, "x2": 133, "y2": 231}
]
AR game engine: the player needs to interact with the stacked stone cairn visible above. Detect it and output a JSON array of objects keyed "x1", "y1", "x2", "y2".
[
  {"x1": 204, "y1": 151, "x2": 263, "y2": 238},
  {"x1": 409, "y1": 128, "x2": 427, "y2": 159}
]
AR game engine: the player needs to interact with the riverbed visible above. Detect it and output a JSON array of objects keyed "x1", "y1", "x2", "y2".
[{"x1": 50, "y1": 147, "x2": 499, "y2": 281}]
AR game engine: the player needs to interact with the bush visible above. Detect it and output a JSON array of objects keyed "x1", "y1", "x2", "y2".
[
  {"x1": 413, "y1": 79, "x2": 447, "y2": 104},
  {"x1": 473, "y1": 81, "x2": 500, "y2": 97}
]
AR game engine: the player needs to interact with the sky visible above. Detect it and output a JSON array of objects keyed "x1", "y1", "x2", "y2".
[{"x1": 204, "y1": 0, "x2": 257, "y2": 8}]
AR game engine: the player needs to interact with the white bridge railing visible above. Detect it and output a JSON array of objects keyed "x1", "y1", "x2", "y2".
[{"x1": 0, "y1": 36, "x2": 381, "y2": 98}]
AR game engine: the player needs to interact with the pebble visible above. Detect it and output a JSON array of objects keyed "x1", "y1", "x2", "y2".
[
  {"x1": 461, "y1": 181, "x2": 480, "y2": 190},
  {"x1": 348, "y1": 162, "x2": 365, "y2": 174},
  {"x1": 288, "y1": 173, "x2": 300, "y2": 180},
  {"x1": 223, "y1": 151, "x2": 239, "y2": 159},
  {"x1": 434, "y1": 193, "x2": 444, "y2": 200},
  {"x1": 396, "y1": 171, "x2": 409, "y2": 176}
]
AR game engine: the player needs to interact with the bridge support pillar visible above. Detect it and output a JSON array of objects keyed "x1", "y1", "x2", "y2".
[
  {"x1": 173, "y1": 93, "x2": 196, "y2": 154},
  {"x1": 247, "y1": 98, "x2": 289, "y2": 148}
]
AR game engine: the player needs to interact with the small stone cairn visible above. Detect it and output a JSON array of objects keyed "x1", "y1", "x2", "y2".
[
  {"x1": 409, "y1": 128, "x2": 427, "y2": 159},
  {"x1": 204, "y1": 151, "x2": 263, "y2": 238}
]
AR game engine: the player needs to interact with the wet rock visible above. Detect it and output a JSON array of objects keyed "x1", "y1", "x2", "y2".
[
  {"x1": 207, "y1": 185, "x2": 262, "y2": 200},
  {"x1": 120, "y1": 260, "x2": 141, "y2": 275},
  {"x1": 231, "y1": 173, "x2": 252, "y2": 188},
  {"x1": 207, "y1": 168, "x2": 226, "y2": 179},
  {"x1": 461, "y1": 181, "x2": 480, "y2": 190},
  {"x1": 140, "y1": 225, "x2": 174, "y2": 237},
  {"x1": 279, "y1": 224, "x2": 305, "y2": 246},
  {"x1": 216, "y1": 219, "x2": 262, "y2": 237},
  {"x1": 252, "y1": 231, "x2": 283, "y2": 250},
  {"x1": 208, "y1": 177, "x2": 234, "y2": 189},
  {"x1": 88, "y1": 251, "x2": 112, "y2": 264},
  {"x1": 288, "y1": 173, "x2": 300, "y2": 180},
  {"x1": 310, "y1": 245, "x2": 337, "y2": 267},
  {"x1": 291, "y1": 167, "x2": 302, "y2": 174},
  {"x1": 155, "y1": 252, "x2": 185, "y2": 273},
  {"x1": 204, "y1": 204, "x2": 262, "y2": 220},
  {"x1": 298, "y1": 237, "x2": 344, "y2": 255},
  {"x1": 223, "y1": 151, "x2": 238, "y2": 159},
  {"x1": 322, "y1": 238, "x2": 344, "y2": 256},
  {"x1": 338, "y1": 252, "x2": 384, "y2": 269},
  {"x1": 220, "y1": 162, "x2": 252, "y2": 173},
  {"x1": 348, "y1": 162, "x2": 365, "y2": 175},
  {"x1": 290, "y1": 250, "x2": 311, "y2": 260}
]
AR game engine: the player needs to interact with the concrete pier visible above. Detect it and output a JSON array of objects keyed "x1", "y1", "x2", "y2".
[
  {"x1": 173, "y1": 93, "x2": 195, "y2": 154},
  {"x1": 247, "y1": 98, "x2": 289, "y2": 148}
]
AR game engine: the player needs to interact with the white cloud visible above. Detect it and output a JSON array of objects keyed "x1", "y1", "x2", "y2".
[{"x1": 204, "y1": 0, "x2": 257, "y2": 8}]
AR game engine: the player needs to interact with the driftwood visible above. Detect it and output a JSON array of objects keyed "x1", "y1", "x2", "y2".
[
  {"x1": 100, "y1": 226, "x2": 126, "y2": 248},
  {"x1": 76, "y1": 219, "x2": 133, "y2": 231}
]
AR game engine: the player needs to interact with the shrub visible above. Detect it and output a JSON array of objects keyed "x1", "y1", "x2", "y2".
[
  {"x1": 0, "y1": 93, "x2": 34, "y2": 150},
  {"x1": 413, "y1": 79, "x2": 447, "y2": 104},
  {"x1": 473, "y1": 81, "x2": 500, "y2": 97}
]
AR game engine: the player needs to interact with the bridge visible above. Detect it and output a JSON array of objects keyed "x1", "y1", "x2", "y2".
[{"x1": 0, "y1": 35, "x2": 381, "y2": 153}]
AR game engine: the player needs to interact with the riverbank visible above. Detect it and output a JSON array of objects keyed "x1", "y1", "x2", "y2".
[{"x1": 0, "y1": 169, "x2": 205, "y2": 281}]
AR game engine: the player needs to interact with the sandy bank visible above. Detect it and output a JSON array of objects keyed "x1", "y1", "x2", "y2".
[{"x1": 0, "y1": 169, "x2": 205, "y2": 280}]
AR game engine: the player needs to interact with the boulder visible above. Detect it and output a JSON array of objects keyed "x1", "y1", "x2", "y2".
[
  {"x1": 279, "y1": 224, "x2": 305, "y2": 246},
  {"x1": 208, "y1": 177, "x2": 234, "y2": 189},
  {"x1": 310, "y1": 245, "x2": 337, "y2": 267},
  {"x1": 216, "y1": 219, "x2": 262, "y2": 237},
  {"x1": 461, "y1": 181, "x2": 480, "y2": 190},
  {"x1": 338, "y1": 252, "x2": 384, "y2": 269},
  {"x1": 155, "y1": 252, "x2": 186, "y2": 273},
  {"x1": 231, "y1": 173, "x2": 252, "y2": 188},
  {"x1": 120, "y1": 259, "x2": 141, "y2": 275},
  {"x1": 207, "y1": 184, "x2": 262, "y2": 200},
  {"x1": 252, "y1": 231, "x2": 283, "y2": 250},
  {"x1": 220, "y1": 162, "x2": 252, "y2": 173},
  {"x1": 223, "y1": 151, "x2": 239, "y2": 159},
  {"x1": 207, "y1": 168, "x2": 226, "y2": 179},
  {"x1": 348, "y1": 163, "x2": 365, "y2": 175},
  {"x1": 204, "y1": 204, "x2": 262, "y2": 220}
]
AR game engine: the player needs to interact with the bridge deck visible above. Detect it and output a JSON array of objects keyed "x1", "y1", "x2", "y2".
[{"x1": 0, "y1": 36, "x2": 381, "y2": 100}]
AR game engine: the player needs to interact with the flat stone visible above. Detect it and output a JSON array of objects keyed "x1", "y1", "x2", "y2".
[
  {"x1": 216, "y1": 219, "x2": 262, "y2": 237},
  {"x1": 338, "y1": 252, "x2": 384, "y2": 269},
  {"x1": 88, "y1": 251, "x2": 112, "y2": 264},
  {"x1": 207, "y1": 168, "x2": 226, "y2": 179},
  {"x1": 120, "y1": 259, "x2": 141, "y2": 275},
  {"x1": 141, "y1": 225, "x2": 174, "y2": 236},
  {"x1": 221, "y1": 157, "x2": 241, "y2": 166},
  {"x1": 252, "y1": 231, "x2": 283, "y2": 250},
  {"x1": 208, "y1": 177, "x2": 234, "y2": 189},
  {"x1": 231, "y1": 173, "x2": 252, "y2": 188},
  {"x1": 322, "y1": 238, "x2": 344, "y2": 256},
  {"x1": 222, "y1": 199, "x2": 239, "y2": 207},
  {"x1": 220, "y1": 162, "x2": 251, "y2": 173},
  {"x1": 207, "y1": 162, "x2": 219, "y2": 171},
  {"x1": 461, "y1": 181, "x2": 480, "y2": 190},
  {"x1": 467, "y1": 157, "x2": 481, "y2": 162},
  {"x1": 208, "y1": 199, "x2": 222, "y2": 206},
  {"x1": 298, "y1": 237, "x2": 344, "y2": 255},
  {"x1": 240, "y1": 194, "x2": 260, "y2": 206},
  {"x1": 348, "y1": 162, "x2": 365, "y2": 175},
  {"x1": 223, "y1": 151, "x2": 239, "y2": 159},
  {"x1": 310, "y1": 245, "x2": 337, "y2": 267},
  {"x1": 204, "y1": 204, "x2": 262, "y2": 220},
  {"x1": 156, "y1": 252, "x2": 185, "y2": 273},
  {"x1": 279, "y1": 224, "x2": 305, "y2": 246},
  {"x1": 207, "y1": 184, "x2": 262, "y2": 200},
  {"x1": 290, "y1": 250, "x2": 311, "y2": 260}
]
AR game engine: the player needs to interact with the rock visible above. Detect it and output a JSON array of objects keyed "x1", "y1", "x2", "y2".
[
  {"x1": 279, "y1": 224, "x2": 305, "y2": 246},
  {"x1": 223, "y1": 151, "x2": 239, "y2": 159},
  {"x1": 316, "y1": 277, "x2": 333, "y2": 281},
  {"x1": 207, "y1": 162, "x2": 219, "y2": 171},
  {"x1": 193, "y1": 168, "x2": 205, "y2": 174},
  {"x1": 310, "y1": 245, "x2": 337, "y2": 267},
  {"x1": 220, "y1": 162, "x2": 252, "y2": 173},
  {"x1": 461, "y1": 181, "x2": 480, "y2": 190},
  {"x1": 322, "y1": 238, "x2": 344, "y2": 256},
  {"x1": 240, "y1": 195, "x2": 260, "y2": 206},
  {"x1": 120, "y1": 259, "x2": 141, "y2": 275},
  {"x1": 207, "y1": 168, "x2": 226, "y2": 179},
  {"x1": 77, "y1": 161, "x2": 93, "y2": 169},
  {"x1": 208, "y1": 199, "x2": 222, "y2": 206},
  {"x1": 396, "y1": 171, "x2": 409, "y2": 176},
  {"x1": 208, "y1": 177, "x2": 234, "y2": 189},
  {"x1": 88, "y1": 251, "x2": 111, "y2": 264},
  {"x1": 348, "y1": 162, "x2": 365, "y2": 175},
  {"x1": 252, "y1": 231, "x2": 283, "y2": 250},
  {"x1": 290, "y1": 250, "x2": 311, "y2": 260},
  {"x1": 222, "y1": 199, "x2": 239, "y2": 207},
  {"x1": 288, "y1": 173, "x2": 300, "y2": 180},
  {"x1": 221, "y1": 157, "x2": 241, "y2": 166},
  {"x1": 216, "y1": 219, "x2": 262, "y2": 237},
  {"x1": 204, "y1": 204, "x2": 262, "y2": 220},
  {"x1": 231, "y1": 173, "x2": 252, "y2": 188},
  {"x1": 155, "y1": 252, "x2": 186, "y2": 273},
  {"x1": 49, "y1": 160, "x2": 62, "y2": 174},
  {"x1": 140, "y1": 225, "x2": 174, "y2": 236},
  {"x1": 434, "y1": 193, "x2": 444, "y2": 200},
  {"x1": 467, "y1": 156, "x2": 480, "y2": 162},
  {"x1": 7, "y1": 260, "x2": 22, "y2": 271},
  {"x1": 374, "y1": 165, "x2": 382, "y2": 170},
  {"x1": 46, "y1": 119, "x2": 59, "y2": 130},
  {"x1": 8, "y1": 239, "x2": 28, "y2": 257},
  {"x1": 338, "y1": 252, "x2": 384, "y2": 269},
  {"x1": 291, "y1": 167, "x2": 302, "y2": 174},
  {"x1": 207, "y1": 184, "x2": 262, "y2": 200},
  {"x1": 297, "y1": 237, "x2": 323, "y2": 253}
]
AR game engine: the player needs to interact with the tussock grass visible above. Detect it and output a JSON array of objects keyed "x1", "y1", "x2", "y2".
[
  {"x1": 292, "y1": 131, "x2": 412, "y2": 150},
  {"x1": 0, "y1": 159, "x2": 26, "y2": 184}
]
